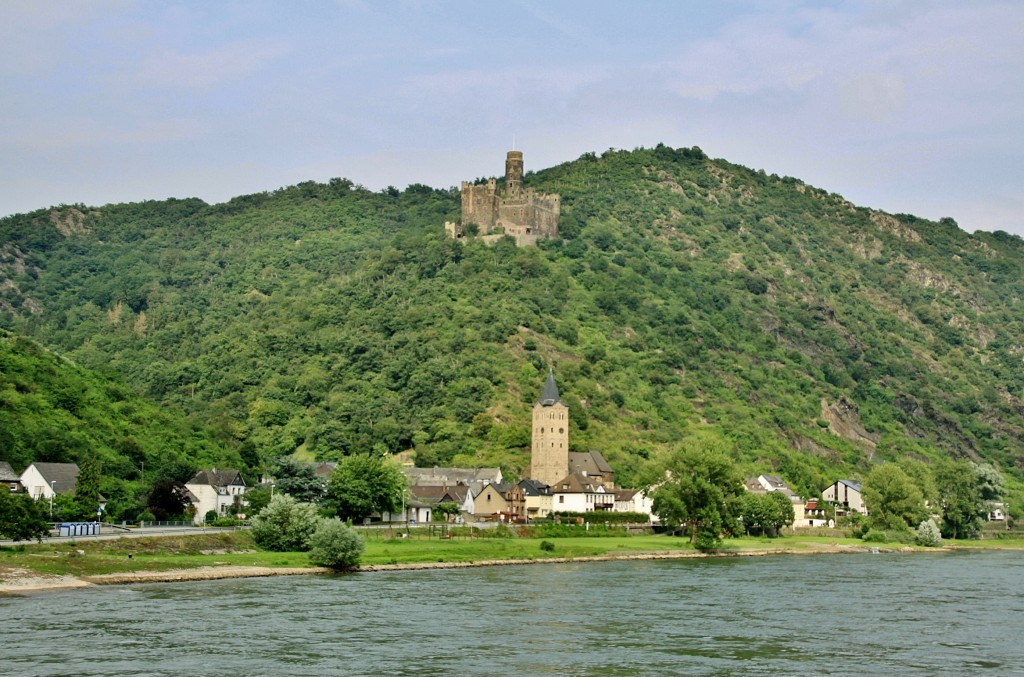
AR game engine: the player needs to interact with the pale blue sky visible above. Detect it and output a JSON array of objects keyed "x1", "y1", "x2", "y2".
[{"x1": 2, "y1": 1, "x2": 1022, "y2": 236}]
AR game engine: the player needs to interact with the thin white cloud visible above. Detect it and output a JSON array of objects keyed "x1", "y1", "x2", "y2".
[{"x1": 134, "y1": 38, "x2": 291, "y2": 89}]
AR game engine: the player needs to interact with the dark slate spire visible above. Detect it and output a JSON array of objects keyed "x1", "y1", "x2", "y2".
[{"x1": 539, "y1": 369, "x2": 561, "y2": 406}]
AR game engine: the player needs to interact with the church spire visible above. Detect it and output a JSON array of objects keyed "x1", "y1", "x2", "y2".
[{"x1": 539, "y1": 368, "x2": 561, "y2": 406}]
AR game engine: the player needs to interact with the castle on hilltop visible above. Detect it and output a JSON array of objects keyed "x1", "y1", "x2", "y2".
[{"x1": 445, "y1": 150, "x2": 560, "y2": 246}]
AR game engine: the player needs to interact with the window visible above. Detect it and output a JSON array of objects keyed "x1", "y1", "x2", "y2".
[{"x1": 559, "y1": 496, "x2": 565, "y2": 504}]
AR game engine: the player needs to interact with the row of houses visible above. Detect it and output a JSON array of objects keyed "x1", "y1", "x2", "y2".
[{"x1": 0, "y1": 460, "x2": 247, "y2": 525}]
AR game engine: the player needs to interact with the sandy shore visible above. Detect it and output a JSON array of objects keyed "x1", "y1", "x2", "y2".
[{"x1": 1, "y1": 543, "x2": 895, "y2": 595}]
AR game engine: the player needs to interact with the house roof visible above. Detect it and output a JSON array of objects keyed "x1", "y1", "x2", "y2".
[
  {"x1": 518, "y1": 478, "x2": 551, "y2": 496},
  {"x1": 837, "y1": 479, "x2": 862, "y2": 492},
  {"x1": 409, "y1": 485, "x2": 470, "y2": 504},
  {"x1": 26, "y1": 462, "x2": 80, "y2": 494},
  {"x1": 474, "y1": 482, "x2": 513, "y2": 498},
  {"x1": 569, "y1": 451, "x2": 614, "y2": 476},
  {"x1": 538, "y1": 369, "x2": 563, "y2": 406},
  {"x1": 187, "y1": 468, "x2": 246, "y2": 488},
  {"x1": 614, "y1": 489, "x2": 639, "y2": 501},
  {"x1": 0, "y1": 461, "x2": 20, "y2": 483},
  {"x1": 402, "y1": 466, "x2": 503, "y2": 487},
  {"x1": 550, "y1": 472, "x2": 606, "y2": 494}
]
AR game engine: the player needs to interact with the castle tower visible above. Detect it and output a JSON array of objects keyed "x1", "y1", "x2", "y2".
[
  {"x1": 530, "y1": 370, "x2": 569, "y2": 487},
  {"x1": 505, "y1": 150, "x2": 524, "y2": 198}
]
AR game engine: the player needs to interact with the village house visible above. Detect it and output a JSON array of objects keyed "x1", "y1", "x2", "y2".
[
  {"x1": 614, "y1": 488, "x2": 656, "y2": 518},
  {"x1": 519, "y1": 479, "x2": 553, "y2": 520},
  {"x1": 1, "y1": 461, "x2": 23, "y2": 493},
  {"x1": 185, "y1": 468, "x2": 248, "y2": 524},
  {"x1": 408, "y1": 484, "x2": 474, "y2": 516},
  {"x1": 803, "y1": 499, "x2": 830, "y2": 527},
  {"x1": 549, "y1": 473, "x2": 615, "y2": 513},
  {"x1": 744, "y1": 474, "x2": 808, "y2": 528},
  {"x1": 473, "y1": 482, "x2": 513, "y2": 519},
  {"x1": 822, "y1": 479, "x2": 867, "y2": 517},
  {"x1": 19, "y1": 462, "x2": 81, "y2": 501},
  {"x1": 381, "y1": 500, "x2": 432, "y2": 525}
]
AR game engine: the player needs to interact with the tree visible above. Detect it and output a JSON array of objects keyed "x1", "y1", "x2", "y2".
[
  {"x1": 433, "y1": 501, "x2": 462, "y2": 522},
  {"x1": 250, "y1": 494, "x2": 323, "y2": 552},
  {"x1": 0, "y1": 491, "x2": 51, "y2": 542},
  {"x1": 73, "y1": 453, "x2": 102, "y2": 520},
  {"x1": 934, "y1": 460, "x2": 986, "y2": 539},
  {"x1": 915, "y1": 519, "x2": 943, "y2": 547},
  {"x1": 270, "y1": 457, "x2": 326, "y2": 504},
  {"x1": 651, "y1": 441, "x2": 744, "y2": 550},
  {"x1": 308, "y1": 519, "x2": 365, "y2": 569},
  {"x1": 326, "y1": 454, "x2": 406, "y2": 523},
  {"x1": 147, "y1": 478, "x2": 191, "y2": 521},
  {"x1": 740, "y1": 491, "x2": 795, "y2": 537},
  {"x1": 243, "y1": 485, "x2": 272, "y2": 516},
  {"x1": 862, "y1": 464, "x2": 926, "y2": 531}
]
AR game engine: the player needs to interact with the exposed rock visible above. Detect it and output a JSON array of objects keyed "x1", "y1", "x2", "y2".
[
  {"x1": 820, "y1": 397, "x2": 879, "y2": 450},
  {"x1": 48, "y1": 207, "x2": 93, "y2": 237},
  {"x1": 870, "y1": 211, "x2": 921, "y2": 242}
]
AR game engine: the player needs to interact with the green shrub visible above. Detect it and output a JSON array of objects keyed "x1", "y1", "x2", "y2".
[
  {"x1": 137, "y1": 511, "x2": 156, "y2": 523},
  {"x1": 308, "y1": 519, "x2": 365, "y2": 569},
  {"x1": 204, "y1": 510, "x2": 219, "y2": 524},
  {"x1": 250, "y1": 495, "x2": 323, "y2": 552},
  {"x1": 861, "y1": 529, "x2": 889, "y2": 543},
  {"x1": 210, "y1": 517, "x2": 244, "y2": 527},
  {"x1": 540, "y1": 540, "x2": 555, "y2": 552},
  {"x1": 915, "y1": 519, "x2": 943, "y2": 547}
]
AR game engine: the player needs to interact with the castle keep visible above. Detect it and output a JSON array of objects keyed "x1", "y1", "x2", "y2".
[{"x1": 445, "y1": 150, "x2": 560, "y2": 246}]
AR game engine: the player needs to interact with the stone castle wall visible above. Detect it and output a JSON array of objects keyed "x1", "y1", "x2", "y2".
[{"x1": 449, "y1": 151, "x2": 560, "y2": 246}]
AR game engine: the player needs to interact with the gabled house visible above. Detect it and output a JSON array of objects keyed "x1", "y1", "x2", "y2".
[
  {"x1": 613, "y1": 488, "x2": 656, "y2": 520},
  {"x1": 822, "y1": 479, "x2": 867, "y2": 516},
  {"x1": 549, "y1": 472, "x2": 614, "y2": 513},
  {"x1": 568, "y1": 451, "x2": 616, "y2": 489},
  {"x1": 472, "y1": 482, "x2": 513, "y2": 518},
  {"x1": 519, "y1": 479, "x2": 553, "y2": 520},
  {"x1": 20, "y1": 462, "x2": 81, "y2": 500},
  {"x1": 185, "y1": 468, "x2": 248, "y2": 524},
  {"x1": 1, "y1": 461, "x2": 23, "y2": 493},
  {"x1": 409, "y1": 484, "x2": 474, "y2": 515},
  {"x1": 744, "y1": 474, "x2": 807, "y2": 528}
]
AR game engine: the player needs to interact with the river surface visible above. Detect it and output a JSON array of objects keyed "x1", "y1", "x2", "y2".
[{"x1": 3, "y1": 550, "x2": 1022, "y2": 676}]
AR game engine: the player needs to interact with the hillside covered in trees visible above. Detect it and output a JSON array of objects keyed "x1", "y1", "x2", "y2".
[{"x1": 2, "y1": 145, "x2": 1022, "y2": 504}]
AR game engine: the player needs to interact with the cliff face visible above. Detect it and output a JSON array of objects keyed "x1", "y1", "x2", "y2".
[{"x1": 1, "y1": 145, "x2": 1022, "y2": 497}]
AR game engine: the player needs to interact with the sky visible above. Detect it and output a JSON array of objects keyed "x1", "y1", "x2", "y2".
[{"x1": 2, "y1": 1, "x2": 1022, "y2": 236}]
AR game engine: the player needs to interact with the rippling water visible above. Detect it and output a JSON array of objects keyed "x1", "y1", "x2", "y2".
[{"x1": 3, "y1": 550, "x2": 1023, "y2": 676}]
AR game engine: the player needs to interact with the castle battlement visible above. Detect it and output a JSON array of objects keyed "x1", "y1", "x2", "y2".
[{"x1": 448, "y1": 150, "x2": 560, "y2": 246}]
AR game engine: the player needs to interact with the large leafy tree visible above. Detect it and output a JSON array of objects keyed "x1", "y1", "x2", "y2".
[
  {"x1": 651, "y1": 441, "x2": 744, "y2": 550},
  {"x1": 740, "y1": 491, "x2": 795, "y2": 536},
  {"x1": 934, "y1": 460, "x2": 1004, "y2": 539},
  {"x1": 0, "y1": 490, "x2": 51, "y2": 541},
  {"x1": 326, "y1": 454, "x2": 406, "y2": 523},
  {"x1": 270, "y1": 457, "x2": 326, "y2": 504},
  {"x1": 862, "y1": 464, "x2": 926, "y2": 531}
]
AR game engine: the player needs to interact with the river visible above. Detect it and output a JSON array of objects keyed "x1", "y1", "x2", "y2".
[{"x1": 3, "y1": 550, "x2": 1022, "y2": 676}]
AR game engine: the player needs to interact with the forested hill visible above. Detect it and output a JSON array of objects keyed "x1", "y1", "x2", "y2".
[
  {"x1": 2, "y1": 145, "x2": 1023, "y2": 499},
  {"x1": 0, "y1": 329, "x2": 240, "y2": 511}
]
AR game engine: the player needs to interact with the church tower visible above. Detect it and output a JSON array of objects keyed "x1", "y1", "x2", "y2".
[{"x1": 530, "y1": 370, "x2": 569, "y2": 487}]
